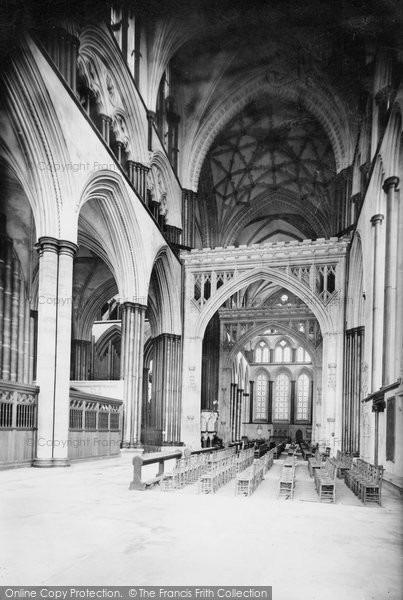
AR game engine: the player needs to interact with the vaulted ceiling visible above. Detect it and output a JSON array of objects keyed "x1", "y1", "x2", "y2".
[
  {"x1": 166, "y1": 0, "x2": 399, "y2": 248},
  {"x1": 197, "y1": 96, "x2": 336, "y2": 247}
]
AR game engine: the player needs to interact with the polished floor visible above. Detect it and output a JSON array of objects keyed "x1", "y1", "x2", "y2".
[{"x1": 0, "y1": 453, "x2": 402, "y2": 600}]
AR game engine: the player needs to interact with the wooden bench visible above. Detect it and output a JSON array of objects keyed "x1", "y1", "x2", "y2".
[
  {"x1": 129, "y1": 451, "x2": 182, "y2": 491},
  {"x1": 129, "y1": 447, "x2": 218, "y2": 491}
]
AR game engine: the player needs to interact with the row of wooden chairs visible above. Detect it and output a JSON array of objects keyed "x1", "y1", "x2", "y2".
[
  {"x1": 308, "y1": 450, "x2": 323, "y2": 477},
  {"x1": 235, "y1": 449, "x2": 276, "y2": 497},
  {"x1": 314, "y1": 458, "x2": 336, "y2": 502},
  {"x1": 198, "y1": 447, "x2": 246, "y2": 494},
  {"x1": 199, "y1": 455, "x2": 238, "y2": 494},
  {"x1": 278, "y1": 465, "x2": 296, "y2": 499},
  {"x1": 330, "y1": 451, "x2": 353, "y2": 479},
  {"x1": 236, "y1": 447, "x2": 255, "y2": 473},
  {"x1": 345, "y1": 459, "x2": 384, "y2": 504},
  {"x1": 283, "y1": 454, "x2": 297, "y2": 469},
  {"x1": 161, "y1": 453, "x2": 212, "y2": 491}
]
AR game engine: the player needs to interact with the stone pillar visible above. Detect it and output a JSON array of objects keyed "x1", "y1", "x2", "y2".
[
  {"x1": 249, "y1": 381, "x2": 254, "y2": 423},
  {"x1": 100, "y1": 115, "x2": 111, "y2": 145},
  {"x1": 151, "y1": 333, "x2": 182, "y2": 444},
  {"x1": 236, "y1": 388, "x2": 243, "y2": 441},
  {"x1": 372, "y1": 401, "x2": 385, "y2": 467},
  {"x1": 243, "y1": 393, "x2": 249, "y2": 438},
  {"x1": 34, "y1": 237, "x2": 77, "y2": 467},
  {"x1": 71, "y1": 339, "x2": 92, "y2": 380},
  {"x1": 1, "y1": 239, "x2": 12, "y2": 379},
  {"x1": 129, "y1": 162, "x2": 149, "y2": 203},
  {"x1": 121, "y1": 302, "x2": 146, "y2": 448},
  {"x1": 182, "y1": 189, "x2": 197, "y2": 248},
  {"x1": 180, "y1": 335, "x2": 204, "y2": 447},
  {"x1": 53, "y1": 241, "x2": 76, "y2": 465},
  {"x1": 147, "y1": 110, "x2": 155, "y2": 151},
  {"x1": 382, "y1": 176, "x2": 399, "y2": 385},
  {"x1": 370, "y1": 214, "x2": 385, "y2": 392},
  {"x1": 217, "y1": 365, "x2": 232, "y2": 444}
]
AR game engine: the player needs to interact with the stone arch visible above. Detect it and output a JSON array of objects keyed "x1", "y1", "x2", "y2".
[
  {"x1": 347, "y1": 233, "x2": 365, "y2": 329},
  {"x1": 195, "y1": 267, "x2": 333, "y2": 340},
  {"x1": 147, "y1": 246, "x2": 181, "y2": 335},
  {"x1": 78, "y1": 169, "x2": 146, "y2": 301},
  {"x1": 78, "y1": 25, "x2": 148, "y2": 163},
  {"x1": 273, "y1": 334, "x2": 298, "y2": 350},
  {"x1": 146, "y1": 17, "x2": 192, "y2": 109},
  {"x1": 96, "y1": 323, "x2": 121, "y2": 358},
  {"x1": 0, "y1": 44, "x2": 79, "y2": 239},
  {"x1": 147, "y1": 150, "x2": 179, "y2": 221},
  {"x1": 224, "y1": 321, "x2": 317, "y2": 369},
  {"x1": 294, "y1": 365, "x2": 315, "y2": 380},
  {"x1": 381, "y1": 103, "x2": 402, "y2": 179},
  {"x1": 143, "y1": 337, "x2": 154, "y2": 370},
  {"x1": 271, "y1": 365, "x2": 294, "y2": 379},
  {"x1": 254, "y1": 366, "x2": 271, "y2": 379},
  {"x1": 183, "y1": 71, "x2": 352, "y2": 190},
  {"x1": 73, "y1": 276, "x2": 118, "y2": 341},
  {"x1": 222, "y1": 190, "x2": 331, "y2": 245}
]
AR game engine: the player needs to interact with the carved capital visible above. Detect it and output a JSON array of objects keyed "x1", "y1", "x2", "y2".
[{"x1": 382, "y1": 176, "x2": 399, "y2": 193}]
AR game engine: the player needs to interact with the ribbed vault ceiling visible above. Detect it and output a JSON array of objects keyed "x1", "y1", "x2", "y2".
[{"x1": 197, "y1": 96, "x2": 336, "y2": 247}]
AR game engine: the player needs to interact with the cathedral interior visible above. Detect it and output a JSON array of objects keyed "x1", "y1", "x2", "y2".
[{"x1": 0, "y1": 0, "x2": 402, "y2": 596}]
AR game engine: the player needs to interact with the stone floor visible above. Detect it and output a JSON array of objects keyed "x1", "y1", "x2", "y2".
[{"x1": 0, "y1": 453, "x2": 402, "y2": 600}]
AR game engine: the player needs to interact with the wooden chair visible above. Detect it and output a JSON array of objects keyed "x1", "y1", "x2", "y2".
[
  {"x1": 315, "y1": 458, "x2": 336, "y2": 503},
  {"x1": 361, "y1": 465, "x2": 384, "y2": 505},
  {"x1": 279, "y1": 466, "x2": 295, "y2": 499}
]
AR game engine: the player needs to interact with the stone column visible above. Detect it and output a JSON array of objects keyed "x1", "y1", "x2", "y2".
[
  {"x1": 121, "y1": 302, "x2": 146, "y2": 448},
  {"x1": 231, "y1": 383, "x2": 238, "y2": 441},
  {"x1": 182, "y1": 189, "x2": 197, "y2": 248},
  {"x1": 243, "y1": 392, "x2": 249, "y2": 438},
  {"x1": 1, "y1": 239, "x2": 12, "y2": 379},
  {"x1": 71, "y1": 339, "x2": 92, "y2": 380},
  {"x1": 236, "y1": 388, "x2": 243, "y2": 441},
  {"x1": 372, "y1": 401, "x2": 385, "y2": 467},
  {"x1": 100, "y1": 115, "x2": 111, "y2": 145},
  {"x1": 249, "y1": 381, "x2": 254, "y2": 423},
  {"x1": 180, "y1": 335, "x2": 204, "y2": 447},
  {"x1": 152, "y1": 333, "x2": 182, "y2": 444},
  {"x1": 147, "y1": 110, "x2": 155, "y2": 151},
  {"x1": 370, "y1": 214, "x2": 385, "y2": 392},
  {"x1": 34, "y1": 238, "x2": 77, "y2": 467},
  {"x1": 217, "y1": 365, "x2": 232, "y2": 444},
  {"x1": 52, "y1": 241, "x2": 76, "y2": 465},
  {"x1": 382, "y1": 176, "x2": 399, "y2": 385}
]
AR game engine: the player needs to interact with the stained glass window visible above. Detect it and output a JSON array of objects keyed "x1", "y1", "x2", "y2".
[
  {"x1": 255, "y1": 373, "x2": 268, "y2": 420},
  {"x1": 274, "y1": 373, "x2": 289, "y2": 419}
]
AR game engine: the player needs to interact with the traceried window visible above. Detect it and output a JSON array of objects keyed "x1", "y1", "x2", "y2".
[
  {"x1": 297, "y1": 346, "x2": 312, "y2": 363},
  {"x1": 273, "y1": 373, "x2": 290, "y2": 420},
  {"x1": 254, "y1": 373, "x2": 268, "y2": 420},
  {"x1": 255, "y1": 341, "x2": 269, "y2": 363},
  {"x1": 296, "y1": 373, "x2": 310, "y2": 420},
  {"x1": 274, "y1": 339, "x2": 291, "y2": 363}
]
